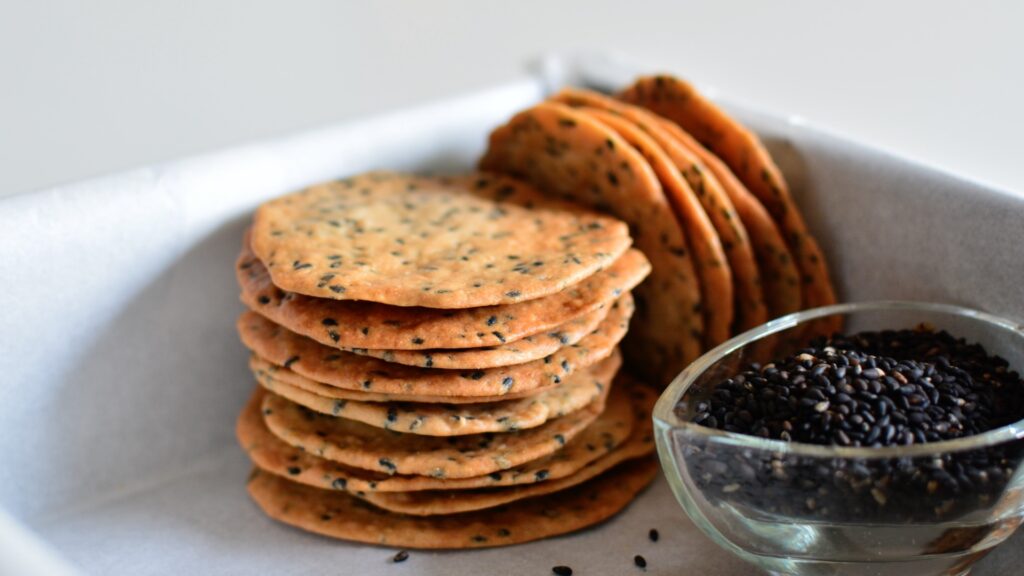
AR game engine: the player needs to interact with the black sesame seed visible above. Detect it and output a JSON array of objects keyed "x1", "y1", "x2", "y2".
[
  {"x1": 648, "y1": 528, "x2": 659, "y2": 542},
  {"x1": 552, "y1": 566, "x2": 573, "y2": 576},
  {"x1": 391, "y1": 550, "x2": 409, "y2": 563},
  {"x1": 486, "y1": 315, "x2": 498, "y2": 326},
  {"x1": 322, "y1": 318, "x2": 338, "y2": 326},
  {"x1": 286, "y1": 466, "x2": 301, "y2": 476},
  {"x1": 634, "y1": 555, "x2": 647, "y2": 569},
  {"x1": 257, "y1": 295, "x2": 271, "y2": 305}
]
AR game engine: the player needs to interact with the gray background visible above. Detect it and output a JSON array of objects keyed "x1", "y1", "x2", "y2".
[{"x1": 2, "y1": 0, "x2": 1023, "y2": 197}]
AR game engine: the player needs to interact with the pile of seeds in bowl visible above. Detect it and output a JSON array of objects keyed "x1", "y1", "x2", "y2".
[
  {"x1": 682, "y1": 326, "x2": 1024, "y2": 522},
  {"x1": 693, "y1": 327, "x2": 1024, "y2": 447}
]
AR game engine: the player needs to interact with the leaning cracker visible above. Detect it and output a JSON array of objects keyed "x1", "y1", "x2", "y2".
[
  {"x1": 581, "y1": 107, "x2": 733, "y2": 348},
  {"x1": 343, "y1": 298, "x2": 616, "y2": 370},
  {"x1": 237, "y1": 296, "x2": 632, "y2": 398},
  {"x1": 245, "y1": 457, "x2": 657, "y2": 549},
  {"x1": 656, "y1": 117, "x2": 801, "y2": 320},
  {"x1": 238, "y1": 235, "x2": 650, "y2": 350},
  {"x1": 250, "y1": 171, "x2": 631, "y2": 308},
  {"x1": 620, "y1": 75, "x2": 838, "y2": 333},
  {"x1": 359, "y1": 384, "x2": 657, "y2": 515},
  {"x1": 551, "y1": 88, "x2": 767, "y2": 332},
  {"x1": 481, "y1": 101, "x2": 702, "y2": 383},
  {"x1": 236, "y1": 374, "x2": 637, "y2": 492},
  {"x1": 260, "y1": 382, "x2": 608, "y2": 479},
  {"x1": 258, "y1": 350, "x2": 620, "y2": 436}
]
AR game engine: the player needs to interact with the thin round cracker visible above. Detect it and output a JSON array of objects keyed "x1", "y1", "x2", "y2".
[
  {"x1": 342, "y1": 299, "x2": 615, "y2": 370},
  {"x1": 359, "y1": 385, "x2": 656, "y2": 515},
  {"x1": 656, "y1": 117, "x2": 801, "y2": 321},
  {"x1": 236, "y1": 374, "x2": 638, "y2": 493},
  {"x1": 581, "y1": 107, "x2": 733, "y2": 348},
  {"x1": 250, "y1": 171, "x2": 631, "y2": 308},
  {"x1": 236, "y1": 294, "x2": 632, "y2": 398},
  {"x1": 551, "y1": 88, "x2": 767, "y2": 333},
  {"x1": 260, "y1": 383, "x2": 608, "y2": 479},
  {"x1": 250, "y1": 355, "x2": 550, "y2": 404},
  {"x1": 238, "y1": 235, "x2": 649, "y2": 350},
  {"x1": 481, "y1": 101, "x2": 702, "y2": 383},
  {"x1": 245, "y1": 457, "x2": 657, "y2": 549},
  {"x1": 258, "y1": 350, "x2": 620, "y2": 436},
  {"x1": 620, "y1": 75, "x2": 838, "y2": 333}
]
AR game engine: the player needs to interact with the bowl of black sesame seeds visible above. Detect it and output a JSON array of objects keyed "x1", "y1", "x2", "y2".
[{"x1": 653, "y1": 301, "x2": 1024, "y2": 576}]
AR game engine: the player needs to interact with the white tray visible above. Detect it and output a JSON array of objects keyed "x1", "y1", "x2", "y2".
[{"x1": 2, "y1": 53, "x2": 1023, "y2": 575}]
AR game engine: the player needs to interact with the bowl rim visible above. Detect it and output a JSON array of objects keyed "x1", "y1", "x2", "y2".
[{"x1": 653, "y1": 300, "x2": 1024, "y2": 458}]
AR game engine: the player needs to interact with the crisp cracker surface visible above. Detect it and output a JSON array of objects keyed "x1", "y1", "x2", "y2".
[
  {"x1": 236, "y1": 296, "x2": 631, "y2": 398},
  {"x1": 257, "y1": 350, "x2": 620, "y2": 436},
  {"x1": 481, "y1": 101, "x2": 703, "y2": 384},
  {"x1": 236, "y1": 375, "x2": 638, "y2": 493},
  {"x1": 238, "y1": 236, "x2": 650, "y2": 350},
  {"x1": 359, "y1": 385, "x2": 657, "y2": 515},
  {"x1": 341, "y1": 300, "x2": 615, "y2": 370},
  {"x1": 250, "y1": 172, "x2": 632, "y2": 308},
  {"x1": 582, "y1": 107, "x2": 734, "y2": 349},
  {"x1": 552, "y1": 88, "x2": 768, "y2": 334},
  {"x1": 655, "y1": 117, "x2": 802, "y2": 321},
  {"x1": 249, "y1": 355, "x2": 551, "y2": 404},
  {"x1": 621, "y1": 75, "x2": 838, "y2": 334},
  {"x1": 245, "y1": 457, "x2": 657, "y2": 549},
  {"x1": 260, "y1": 384, "x2": 608, "y2": 479}
]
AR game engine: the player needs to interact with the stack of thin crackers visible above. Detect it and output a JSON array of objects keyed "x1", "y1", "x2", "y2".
[
  {"x1": 236, "y1": 171, "x2": 659, "y2": 548},
  {"x1": 235, "y1": 73, "x2": 838, "y2": 549}
]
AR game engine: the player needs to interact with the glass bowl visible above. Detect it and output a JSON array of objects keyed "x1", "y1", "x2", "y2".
[{"x1": 654, "y1": 301, "x2": 1024, "y2": 576}]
